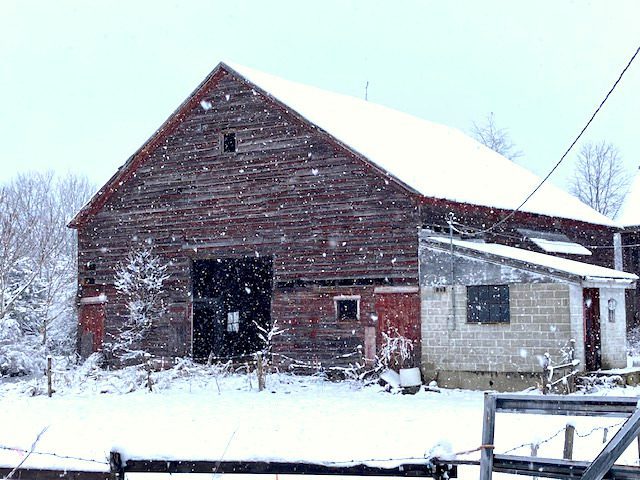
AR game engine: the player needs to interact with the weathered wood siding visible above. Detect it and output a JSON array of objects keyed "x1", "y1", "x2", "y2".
[
  {"x1": 77, "y1": 71, "x2": 420, "y2": 360},
  {"x1": 271, "y1": 285, "x2": 377, "y2": 367}
]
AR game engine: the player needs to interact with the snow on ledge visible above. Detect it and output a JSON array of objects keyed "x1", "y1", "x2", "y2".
[
  {"x1": 425, "y1": 236, "x2": 637, "y2": 283},
  {"x1": 529, "y1": 237, "x2": 592, "y2": 256}
]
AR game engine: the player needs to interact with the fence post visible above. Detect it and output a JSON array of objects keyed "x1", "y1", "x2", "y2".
[
  {"x1": 110, "y1": 451, "x2": 124, "y2": 480},
  {"x1": 563, "y1": 424, "x2": 575, "y2": 460},
  {"x1": 256, "y1": 353, "x2": 265, "y2": 392},
  {"x1": 541, "y1": 354, "x2": 550, "y2": 395},
  {"x1": 47, "y1": 356, "x2": 53, "y2": 398},
  {"x1": 480, "y1": 392, "x2": 496, "y2": 480}
]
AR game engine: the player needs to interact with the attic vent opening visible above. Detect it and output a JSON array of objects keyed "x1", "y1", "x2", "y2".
[{"x1": 223, "y1": 132, "x2": 236, "y2": 153}]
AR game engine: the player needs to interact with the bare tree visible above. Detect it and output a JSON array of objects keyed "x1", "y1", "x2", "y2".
[
  {"x1": 0, "y1": 172, "x2": 95, "y2": 375},
  {"x1": 471, "y1": 112, "x2": 523, "y2": 161},
  {"x1": 569, "y1": 141, "x2": 631, "y2": 218}
]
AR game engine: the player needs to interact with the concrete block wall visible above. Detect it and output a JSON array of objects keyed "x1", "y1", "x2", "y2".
[
  {"x1": 598, "y1": 286, "x2": 627, "y2": 369},
  {"x1": 421, "y1": 283, "x2": 577, "y2": 389}
]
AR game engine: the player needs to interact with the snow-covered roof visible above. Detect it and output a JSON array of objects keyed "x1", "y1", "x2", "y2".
[
  {"x1": 424, "y1": 236, "x2": 637, "y2": 283},
  {"x1": 527, "y1": 237, "x2": 592, "y2": 256},
  {"x1": 617, "y1": 169, "x2": 640, "y2": 227},
  {"x1": 225, "y1": 62, "x2": 617, "y2": 227}
]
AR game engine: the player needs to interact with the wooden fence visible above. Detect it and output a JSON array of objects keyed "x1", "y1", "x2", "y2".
[
  {"x1": 1, "y1": 453, "x2": 457, "y2": 480},
  {"x1": 479, "y1": 394, "x2": 640, "y2": 480}
]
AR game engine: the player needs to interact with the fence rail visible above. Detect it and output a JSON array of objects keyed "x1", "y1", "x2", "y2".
[
  {"x1": 0, "y1": 467, "x2": 109, "y2": 480},
  {"x1": 480, "y1": 393, "x2": 640, "y2": 480},
  {"x1": 0, "y1": 454, "x2": 457, "y2": 480}
]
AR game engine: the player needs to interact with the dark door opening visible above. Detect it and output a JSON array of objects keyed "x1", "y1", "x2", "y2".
[
  {"x1": 192, "y1": 257, "x2": 273, "y2": 360},
  {"x1": 583, "y1": 287, "x2": 602, "y2": 371}
]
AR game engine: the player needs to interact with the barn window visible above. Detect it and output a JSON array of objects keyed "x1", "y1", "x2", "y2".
[
  {"x1": 334, "y1": 296, "x2": 360, "y2": 321},
  {"x1": 227, "y1": 311, "x2": 240, "y2": 332},
  {"x1": 467, "y1": 285, "x2": 509, "y2": 324},
  {"x1": 223, "y1": 132, "x2": 236, "y2": 153}
]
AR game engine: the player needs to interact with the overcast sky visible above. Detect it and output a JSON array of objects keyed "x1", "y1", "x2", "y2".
[{"x1": 2, "y1": 1, "x2": 639, "y2": 194}]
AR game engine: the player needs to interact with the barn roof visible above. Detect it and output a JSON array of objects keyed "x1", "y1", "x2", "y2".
[
  {"x1": 424, "y1": 235, "x2": 637, "y2": 284},
  {"x1": 69, "y1": 62, "x2": 617, "y2": 228},
  {"x1": 616, "y1": 168, "x2": 640, "y2": 227}
]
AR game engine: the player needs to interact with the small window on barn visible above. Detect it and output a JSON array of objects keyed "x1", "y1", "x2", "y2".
[
  {"x1": 467, "y1": 285, "x2": 510, "y2": 324},
  {"x1": 223, "y1": 132, "x2": 236, "y2": 153},
  {"x1": 227, "y1": 311, "x2": 240, "y2": 332},
  {"x1": 335, "y1": 296, "x2": 360, "y2": 322}
]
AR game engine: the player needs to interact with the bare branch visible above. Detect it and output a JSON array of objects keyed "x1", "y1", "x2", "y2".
[{"x1": 471, "y1": 112, "x2": 523, "y2": 161}]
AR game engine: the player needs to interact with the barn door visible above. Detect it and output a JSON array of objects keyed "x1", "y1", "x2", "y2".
[
  {"x1": 583, "y1": 288, "x2": 602, "y2": 371},
  {"x1": 192, "y1": 298, "x2": 225, "y2": 360},
  {"x1": 192, "y1": 257, "x2": 273, "y2": 361},
  {"x1": 79, "y1": 303, "x2": 105, "y2": 357},
  {"x1": 374, "y1": 288, "x2": 420, "y2": 365}
]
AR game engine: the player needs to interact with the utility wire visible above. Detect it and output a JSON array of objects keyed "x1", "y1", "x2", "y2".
[{"x1": 472, "y1": 44, "x2": 640, "y2": 235}]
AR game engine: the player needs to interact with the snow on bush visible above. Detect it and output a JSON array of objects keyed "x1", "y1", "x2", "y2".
[
  {"x1": 107, "y1": 246, "x2": 169, "y2": 364},
  {"x1": 628, "y1": 325, "x2": 640, "y2": 358},
  {"x1": 378, "y1": 331, "x2": 414, "y2": 371},
  {"x1": 0, "y1": 316, "x2": 45, "y2": 376}
]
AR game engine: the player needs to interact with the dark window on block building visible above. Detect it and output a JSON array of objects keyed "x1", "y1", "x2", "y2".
[
  {"x1": 467, "y1": 285, "x2": 510, "y2": 324},
  {"x1": 223, "y1": 132, "x2": 236, "y2": 153},
  {"x1": 336, "y1": 298, "x2": 359, "y2": 321}
]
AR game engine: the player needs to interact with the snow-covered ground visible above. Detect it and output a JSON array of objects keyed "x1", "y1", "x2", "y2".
[{"x1": 1, "y1": 359, "x2": 640, "y2": 480}]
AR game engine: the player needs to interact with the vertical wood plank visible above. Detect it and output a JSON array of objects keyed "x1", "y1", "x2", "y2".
[
  {"x1": 563, "y1": 424, "x2": 575, "y2": 460},
  {"x1": 256, "y1": 354, "x2": 265, "y2": 392},
  {"x1": 109, "y1": 451, "x2": 123, "y2": 480},
  {"x1": 582, "y1": 407, "x2": 640, "y2": 480},
  {"x1": 530, "y1": 443, "x2": 538, "y2": 480},
  {"x1": 480, "y1": 392, "x2": 496, "y2": 480}
]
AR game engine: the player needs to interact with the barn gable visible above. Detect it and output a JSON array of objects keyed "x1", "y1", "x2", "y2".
[{"x1": 70, "y1": 63, "x2": 417, "y2": 229}]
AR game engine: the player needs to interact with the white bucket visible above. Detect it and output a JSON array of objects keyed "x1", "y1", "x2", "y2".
[{"x1": 399, "y1": 367, "x2": 422, "y2": 387}]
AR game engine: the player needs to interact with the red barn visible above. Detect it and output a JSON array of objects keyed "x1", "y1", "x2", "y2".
[{"x1": 69, "y1": 62, "x2": 622, "y2": 372}]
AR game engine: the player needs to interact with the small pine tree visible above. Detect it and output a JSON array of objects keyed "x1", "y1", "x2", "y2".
[{"x1": 110, "y1": 246, "x2": 169, "y2": 363}]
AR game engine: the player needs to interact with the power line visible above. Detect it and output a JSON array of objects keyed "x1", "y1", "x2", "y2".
[{"x1": 471, "y1": 44, "x2": 640, "y2": 235}]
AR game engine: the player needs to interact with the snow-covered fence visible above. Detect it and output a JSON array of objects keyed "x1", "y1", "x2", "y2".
[
  {"x1": 0, "y1": 451, "x2": 456, "y2": 480},
  {"x1": 115, "y1": 453, "x2": 455, "y2": 479},
  {"x1": 478, "y1": 393, "x2": 640, "y2": 480},
  {"x1": 541, "y1": 339, "x2": 580, "y2": 394}
]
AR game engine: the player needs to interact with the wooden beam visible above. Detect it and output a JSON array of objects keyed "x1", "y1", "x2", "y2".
[
  {"x1": 563, "y1": 424, "x2": 575, "y2": 460},
  {"x1": 493, "y1": 455, "x2": 640, "y2": 479},
  {"x1": 123, "y1": 459, "x2": 455, "y2": 478},
  {"x1": 480, "y1": 393, "x2": 497, "y2": 480},
  {"x1": 495, "y1": 395, "x2": 638, "y2": 417},
  {"x1": 582, "y1": 407, "x2": 640, "y2": 480},
  {"x1": 0, "y1": 468, "x2": 109, "y2": 480}
]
